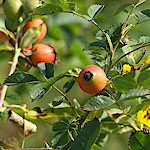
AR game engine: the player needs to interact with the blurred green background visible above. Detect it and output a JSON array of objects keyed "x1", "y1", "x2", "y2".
[{"x1": 0, "y1": 0, "x2": 150, "y2": 149}]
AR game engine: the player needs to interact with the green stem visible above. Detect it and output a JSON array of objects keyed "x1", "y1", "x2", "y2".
[
  {"x1": 52, "y1": 85, "x2": 79, "y2": 117},
  {"x1": 113, "y1": 0, "x2": 141, "y2": 53},
  {"x1": 44, "y1": 74, "x2": 65, "y2": 89},
  {"x1": 0, "y1": 27, "x2": 21, "y2": 108},
  {"x1": 21, "y1": 137, "x2": 25, "y2": 149}
]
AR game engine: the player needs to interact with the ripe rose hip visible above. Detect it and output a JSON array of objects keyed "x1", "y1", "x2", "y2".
[
  {"x1": 77, "y1": 65, "x2": 107, "y2": 94},
  {"x1": 22, "y1": 19, "x2": 47, "y2": 43},
  {"x1": 30, "y1": 44, "x2": 56, "y2": 67}
]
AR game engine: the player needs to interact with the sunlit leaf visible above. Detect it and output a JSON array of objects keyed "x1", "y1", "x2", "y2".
[
  {"x1": 59, "y1": 0, "x2": 78, "y2": 11},
  {"x1": 139, "y1": 36, "x2": 150, "y2": 43},
  {"x1": 63, "y1": 78, "x2": 76, "y2": 93},
  {"x1": 20, "y1": 27, "x2": 41, "y2": 48},
  {"x1": 31, "y1": 3, "x2": 63, "y2": 16},
  {"x1": 141, "y1": 9, "x2": 150, "y2": 17},
  {"x1": 52, "y1": 96, "x2": 64, "y2": 107},
  {"x1": 129, "y1": 131, "x2": 150, "y2": 150},
  {"x1": 0, "y1": 39, "x2": 13, "y2": 51},
  {"x1": 134, "y1": 49, "x2": 146, "y2": 64},
  {"x1": 29, "y1": 83, "x2": 48, "y2": 101},
  {"x1": 137, "y1": 0, "x2": 147, "y2": 6},
  {"x1": 0, "y1": 146, "x2": 5, "y2": 150},
  {"x1": 83, "y1": 95, "x2": 114, "y2": 111},
  {"x1": 87, "y1": 4, "x2": 104, "y2": 19},
  {"x1": 51, "y1": 132, "x2": 68, "y2": 148},
  {"x1": 96, "y1": 133, "x2": 109, "y2": 147},
  {"x1": 108, "y1": 23, "x2": 123, "y2": 44},
  {"x1": 119, "y1": 89, "x2": 150, "y2": 101},
  {"x1": 115, "y1": 3, "x2": 132, "y2": 15},
  {"x1": 38, "y1": 62, "x2": 55, "y2": 79},
  {"x1": 0, "y1": 109, "x2": 9, "y2": 122},
  {"x1": 4, "y1": 72, "x2": 38, "y2": 86},
  {"x1": 70, "y1": 118, "x2": 100, "y2": 150}
]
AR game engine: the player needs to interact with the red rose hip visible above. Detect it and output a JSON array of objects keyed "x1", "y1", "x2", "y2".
[
  {"x1": 30, "y1": 44, "x2": 56, "y2": 67},
  {"x1": 22, "y1": 19, "x2": 47, "y2": 43},
  {"x1": 77, "y1": 65, "x2": 107, "y2": 94}
]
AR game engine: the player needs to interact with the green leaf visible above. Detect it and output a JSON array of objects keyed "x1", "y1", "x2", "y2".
[
  {"x1": 59, "y1": 0, "x2": 78, "y2": 11},
  {"x1": 137, "y1": 70, "x2": 150, "y2": 86},
  {"x1": 119, "y1": 89, "x2": 150, "y2": 101},
  {"x1": 70, "y1": 118, "x2": 100, "y2": 150},
  {"x1": 141, "y1": 9, "x2": 150, "y2": 17},
  {"x1": 31, "y1": 3, "x2": 63, "y2": 16},
  {"x1": 4, "y1": 72, "x2": 38, "y2": 86},
  {"x1": 5, "y1": 90, "x2": 21, "y2": 104},
  {"x1": 139, "y1": 36, "x2": 150, "y2": 43},
  {"x1": 0, "y1": 146, "x2": 5, "y2": 150},
  {"x1": 52, "y1": 120, "x2": 69, "y2": 133},
  {"x1": 112, "y1": 72, "x2": 137, "y2": 92},
  {"x1": 52, "y1": 96, "x2": 64, "y2": 107},
  {"x1": 29, "y1": 83, "x2": 48, "y2": 101},
  {"x1": 20, "y1": 27, "x2": 41, "y2": 48},
  {"x1": 96, "y1": 133, "x2": 109, "y2": 147},
  {"x1": 134, "y1": 49, "x2": 146, "y2": 64},
  {"x1": 0, "y1": 109, "x2": 9, "y2": 122},
  {"x1": 115, "y1": 3, "x2": 132, "y2": 15},
  {"x1": 129, "y1": 131, "x2": 150, "y2": 150},
  {"x1": 87, "y1": 4, "x2": 104, "y2": 19},
  {"x1": 0, "y1": 39, "x2": 13, "y2": 51},
  {"x1": 108, "y1": 23, "x2": 123, "y2": 44},
  {"x1": 44, "y1": 74, "x2": 65, "y2": 89},
  {"x1": 137, "y1": 0, "x2": 147, "y2": 6},
  {"x1": 130, "y1": 102, "x2": 150, "y2": 114},
  {"x1": 88, "y1": 41, "x2": 106, "y2": 49},
  {"x1": 63, "y1": 78, "x2": 76, "y2": 93},
  {"x1": 51, "y1": 118, "x2": 76, "y2": 148},
  {"x1": 38, "y1": 63, "x2": 54, "y2": 79},
  {"x1": 51, "y1": 132, "x2": 68, "y2": 148},
  {"x1": 83, "y1": 95, "x2": 114, "y2": 111}
]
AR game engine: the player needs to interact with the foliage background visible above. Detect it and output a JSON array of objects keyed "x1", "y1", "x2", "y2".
[{"x1": 0, "y1": 0, "x2": 150, "y2": 149}]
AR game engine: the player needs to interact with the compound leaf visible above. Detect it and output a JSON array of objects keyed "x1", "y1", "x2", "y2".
[
  {"x1": 83, "y1": 95, "x2": 114, "y2": 111},
  {"x1": 31, "y1": 3, "x2": 63, "y2": 16},
  {"x1": 115, "y1": 3, "x2": 132, "y2": 15},
  {"x1": 87, "y1": 4, "x2": 104, "y2": 19},
  {"x1": 129, "y1": 131, "x2": 150, "y2": 150},
  {"x1": 141, "y1": 9, "x2": 150, "y2": 17},
  {"x1": 119, "y1": 89, "x2": 150, "y2": 101},
  {"x1": 29, "y1": 83, "x2": 48, "y2": 101},
  {"x1": 52, "y1": 96, "x2": 64, "y2": 107},
  {"x1": 38, "y1": 62, "x2": 55, "y2": 79},
  {"x1": 4, "y1": 72, "x2": 38, "y2": 86},
  {"x1": 70, "y1": 118, "x2": 100, "y2": 150},
  {"x1": 63, "y1": 78, "x2": 76, "y2": 93}
]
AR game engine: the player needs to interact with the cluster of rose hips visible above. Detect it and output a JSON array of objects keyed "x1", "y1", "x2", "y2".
[
  {"x1": 0, "y1": 0, "x2": 56, "y2": 68},
  {"x1": 0, "y1": 0, "x2": 107, "y2": 94}
]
